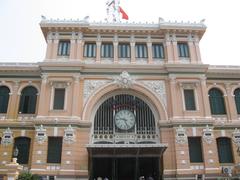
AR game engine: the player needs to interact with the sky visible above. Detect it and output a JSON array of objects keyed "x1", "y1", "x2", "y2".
[{"x1": 0, "y1": 0, "x2": 240, "y2": 65}]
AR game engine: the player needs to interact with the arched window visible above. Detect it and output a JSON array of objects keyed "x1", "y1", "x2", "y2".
[
  {"x1": 19, "y1": 86, "x2": 38, "y2": 114},
  {"x1": 0, "y1": 86, "x2": 10, "y2": 113},
  {"x1": 13, "y1": 137, "x2": 31, "y2": 164},
  {"x1": 217, "y1": 137, "x2": 233, "y2": 163},
  {"x1": 234, "y1": 88, "x2": 240, "y2": 114},
  {"x1": 208, "y1": 88, "x2": 226, "y2": 115}
]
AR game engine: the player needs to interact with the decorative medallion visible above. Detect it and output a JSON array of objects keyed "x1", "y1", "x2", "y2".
[
  {"x1": 232, "y1": 128, "x2": 240, "y2": 147},
  {"x1": 35, "y1": 125, "x2": 47, "y2": 144},
  {"x1": 202, "y1": 125, "x2": 214, "y2": 144},
  {"x1": 63, "y1": 125, "x2": 76, "y2": 144},
  {"x1": 175, "y1": 125, "x2": 187, "y2": 144},
  {"x1": 114, "y1": 71, "x2": 135, "y2": 89},
  {"x1": 140, "y1": 80, "x2": 167, "y2": 107},
  {"x1": 83, "y1": 80, "x2": 111, "y2": 104},
  {"x1": 1, "y1": 128, "x2": 13, "y2": 146}
]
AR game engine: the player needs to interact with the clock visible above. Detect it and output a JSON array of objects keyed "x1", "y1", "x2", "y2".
[{"x1": 115, "y1": 110, "x2": 135, "y2": 130}]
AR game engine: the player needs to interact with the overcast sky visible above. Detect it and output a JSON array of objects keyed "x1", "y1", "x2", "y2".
[{"x1": 0, "y1": 0, "x2": 240, "y2": 65}]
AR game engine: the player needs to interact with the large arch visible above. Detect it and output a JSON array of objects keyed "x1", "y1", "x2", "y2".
[{"x1": 82, "y1": 82, "x2": 168, "y2": 123}]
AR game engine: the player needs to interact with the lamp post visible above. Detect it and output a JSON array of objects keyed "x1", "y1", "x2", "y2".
[{"x1": 12, "y1": 146, "x2": 19, "y2": 163}]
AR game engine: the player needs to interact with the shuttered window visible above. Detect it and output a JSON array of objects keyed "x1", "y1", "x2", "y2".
[
  {"x1": 135, "y1": 44, "x2": 148, "y2": 58},
  {"x1": 119, "y1": 43, "x2": 130, "y2": 58},
  {"x1": 178, "y1": 43, "x2": 189, "y2": 58},
  {"x1": 188, "y1": 137, "x2": 203, "y2": 163},
  {"x1": 47, "y1": 137, "x2": 63, "y2": 163},
  {"x1": 58, "y1": 40, "x2": 70, "y2": 56},
  {"x1": 234, "y1": 88, "x2": 240, "y2": 114},
  {"x1": 0, "y1": 86, "x2": 10, "y2": 113},
  {"x1": 152, "y1": 44, "x2": 164, "y2": 59},
  {"x1": 209, "y1": 88, "x2": 226, "y2": 115},
  {"x1": 14, "y1": 137, "x2": 31, "y2": 164},
  {"x1": 217, "y1": 137, "x2": 233, "y2": 163},
  {"x1": 184, "y1": 89, "x2": 196, "y2": 110},
  {"x1": 101, "y1": 43, "x2": 113, "y2": 58},
  {"x1": 84, "y1": 43, "x2": 96, "y2": 57},
  {"x1": 53, "y1": 88, "x2": 65, "y2": 110},
  {"x1": 19, "y1": 86, "x2": 38, "y2": 114}
]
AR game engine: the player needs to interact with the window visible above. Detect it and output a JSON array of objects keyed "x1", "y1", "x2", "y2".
[
  {"x1": 184, "y1": 89, "x2": 196, "y2": 110},
  {"x1": 53, "y1": 88, "x2": 65, "y2": 110},
  {"x1": 135, "y1": 44, "x2": 148, "y2": 58},
  {"x1": 47, "y1": 137, "x2": 63, "y2": 163},
  {"x1": 58, "y1": 40, "x2": 70, "y2": 56},
  {"x1": 188, "y1": 137, "x2": 203, "y2": 163},
  {"x1": 0, "y1": 86, "x2": 10, "y2": 113},
  {"x1": 14, "y1": 137, "x2": 31, "y2": 164},
  {"x1": 234, "y1": 88, "x2": 240, "y2": 114},
  {"x1": 118, "y1": 43, "x2": 130, "y2": 58},
  {"x1": 19, "y1": 86, "x2": 38, "y2": 114},
  {"x1": 101, "y1": 43, "x2": 113, "y2": 58},
  {"x1": 178, "y1": 43, "x2": 189, "y2": 58},
  {"x1": 209, "y1": 88, "x2": 226, "y2": 115},
  {"x1": 152, "y1": 44, "x2": 164, "y2": 59},
  {"x1": 84, "y1": 43, "x2": 96, "y2": 57},
  {"x1": 217, "y1": 137, "x2": 233, "y2": 163}
]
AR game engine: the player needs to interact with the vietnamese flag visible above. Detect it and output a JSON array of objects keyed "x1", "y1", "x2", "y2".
[{"x1": 119, "y1": 6, "x2": 129, "y2": 20}]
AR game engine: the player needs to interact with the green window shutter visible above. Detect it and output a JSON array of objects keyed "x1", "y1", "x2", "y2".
[
  {"x1": 14, "y1": 137, "x2": 31, "y2": 164},
  {"x1": 184, "y1": 89, "x2": 196, "y2": 110},
  {"x1": 53, "y1": 88, "x2": 65, "y2": 110},
  {"x1": 0, "y1": 86, "x2": 10, "y2": 113},
  {"x1": 188, "y1": 137, "x2": 203, "y2": 163},
  {"x1": 209, "y1": 88, "x2": 226, "y2": 115},
  {"x1": 47, "y1": 137, "x2": 63, "y2": 163},
  {"x1": 217, "y1": 138, "x2": 233, "y2": 163}
]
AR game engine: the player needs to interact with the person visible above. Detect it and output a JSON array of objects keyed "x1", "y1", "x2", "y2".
[
  {"x1": 103, "y1": 177, "x2": 109, "y2": 180},
  {"x1": 139, "y1": 176, "x2": 145, "y2": 180},
  {"x1": 97, "y1": 177, "x2": 102, "y2": 180},
  {"x1": 147, "y1": 175, "x2": 154, "y2": 180}
]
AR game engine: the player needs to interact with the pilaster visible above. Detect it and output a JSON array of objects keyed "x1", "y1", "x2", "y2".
[
  {"x1": 69, "y1": 32, "x2": 77, "y2": 59},
  {"x1": 130, "y1": 35, "x2": 136, "y2": 63},
  {"x1": 225, "y1": 83, "x2": 238, "y2": 120},
  {"x1": 188, "y1": 34, "x2": 197, "y2": 63},
  {"x1": 45, "y1": 32, "x2": 53, "y2": 60},
  {"x1": 76, "y1": 32, "x2": 84, "y2": 60},
  {"x1": 37, "y1": 74, "x2": 48, "y2": 116},
  {"x1": 171, "y1": 34, "x2": 179, "y2": 63},
  {"x1": 7, "y1": 81, "x2": 20, "y2": 120},
  {"x1": 147, "y1": 36, "x2": 153, "y2": 64},
  {"x1": 113, "y1": 41, "x2": 118, "y2": 63},
  {"x1": 72, "y1": 75, "x2": 81, "y2": 117},
  {"x1": 96, "y1": 34, "x2": 101, "y2": 63},
  {"x1": 169, "y1": 76, "x2": 178, "y2": 118},
  {"x1": 194, "y1": 35, "x2": 202, "y2": 63},
  {"x1": 200, "y1": 76, "x2": 211, "y2": 118},
  {"x1": 164, "y1": 33, "x2": 173, "y2": 63}
]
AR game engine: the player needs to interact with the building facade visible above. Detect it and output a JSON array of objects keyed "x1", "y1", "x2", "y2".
[{"x1": 1, "y1": 17, "x2": 240, "y2": 180}]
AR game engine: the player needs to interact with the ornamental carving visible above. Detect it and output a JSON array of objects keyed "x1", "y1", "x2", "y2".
[
  {"x1": 175, "y1": 125, "x2": 187, "y2": 144},
  {"x1": 202, "y1": 125, "x2": 214, "y2": 144},
  {"x1": 232, "y1": 128, "x2": 240, "y2": 147},
  {"x1": 84, "y1": 80, "x2": 110, "y2": 104},
  {"x1": 1, "y1": 128, "x2": 13, "y2": 146},
  {"x1": 63, "y1": 125, "x2": 76, "y2": 144},
  {"x1": 35, "y1": 125, "x2": 47, "y2": 144},
  {"x1": 140, "y1": 80, "x2": 167, "y2": 107},
  {"x1": 114, "y1": 71, "x2": 135, "y2": 89}
]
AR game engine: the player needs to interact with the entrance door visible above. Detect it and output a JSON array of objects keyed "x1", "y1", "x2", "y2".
[{"x1": 91, "y1": 157, "x2": 161, "y2": 180}]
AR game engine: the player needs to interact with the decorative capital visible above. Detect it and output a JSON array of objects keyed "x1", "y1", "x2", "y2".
[
  {"x1": 114, "y1": 71, "x2": 135, "y2": 89},
  {"x1": 175, "y1": 125, "x2": 187, "y2": 144},
  {"x1": 63, "y1": 125, "x2": 76, "y2": 144},
  {"x1": 35, "y1": 125, "x2": 47, "y2": 144},
  {"x1": 202, "y1": 125, "x2": 214, "y2": 144},
  {"x1": 1, "y1": 128, "x2": 13, "y2": 146}
]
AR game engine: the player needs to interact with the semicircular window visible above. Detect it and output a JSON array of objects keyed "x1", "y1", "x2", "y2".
[
  {"x1": 0, "y1": 86, "x2": 10, "y2": 113},
  {"x1": 93, "y1": 94, "x2": 158, "y2": 144}
]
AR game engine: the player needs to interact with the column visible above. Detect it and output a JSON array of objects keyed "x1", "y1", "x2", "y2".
[
  {"x1": 76, "y1": 32, "x2": 84, "y2": 60},
  {"x1": 69, "y1": 35, "x2": 77, "y2": 59},
  {"x1": 45, "y1": 33, "x2": 53, "y2": 60},
  {"x1": 37, "y1": 74, "x2": 48, "y2": 116},
  {"x1": 130, "y1": 42, "x2": 136, "y2": 63},
  {"x1": 96, "y1": 41, "x2": 101, "y2": 63},
  {"x1": 52, "y1": 39, "x2": 59, "y2": 59},
  {"x1": 169, "y1": 76, "x2": 178, "y2": 118},
  {"x1": 194, "y1": 35, "x2": 202, "y2": 63},
  {"x1": 164, "y1": 33, "x2": 173, "y2": 63},
  {"x1": 188, "y1": 34, "x2": 197, "y2": 63},
  {"x1": 72, "y1": 75, "x2": 80, "y2": 117},
  {"x1": 171, "y1": 34, "x2": 179, "y2": 63},
  {"x1": 7, "y1": 81, "x2": 20, "y2": 120},
  {"x1": 113, "y1": 42, "x2": 118, "y2": 63},
  {"x1": 147, "y1": 41, "x2": 153, "y2": 64},
  {"x1": 225, "y1": 83, "x2": 238, "y2": 121},
  {"x1": 200, "y1": 76, "x2": 211, "y2": 118}
]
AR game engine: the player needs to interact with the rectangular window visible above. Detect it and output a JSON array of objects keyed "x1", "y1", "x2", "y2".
[
  {"x1": 47, "y1": 137, "x2": 63, "y2": 163},
  {"x1": 101, "y1": 43, "x2": 113, "y2": 58},
  {"x1": 178, "y1": 43, "x2": 189, "y2": 58},
  {"x1": 58, "y1": 41, "x2": 70, "y2": 56},
  {"x1": 152, "y1": 43, "x2": 164, "y2": 59},
  {"x1": 188, "y1": 137, "x2": 203, "y2": 163},
  {"x1": 118, "y1": 43, "x2": 130, "y2": 58},
  {"x1": 135, "y1": 44, "x2": 148, "y2": 58},
  {"x1": 184, "y1": 89, "x2": 196, "y2": 110},
  {"x1": 84, "y1": 43, "x2": 96, "y2": 57},
  {"x1": 53, "y1": 88, "x2": 65, "y2": 110}
]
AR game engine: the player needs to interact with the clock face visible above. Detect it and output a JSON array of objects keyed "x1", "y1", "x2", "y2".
[{"x1": 115, "y1": 110, "x2": 135, "y2": 130}]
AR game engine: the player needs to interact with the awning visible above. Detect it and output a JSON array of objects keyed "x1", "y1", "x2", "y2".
[{"x1": 86, "y1": 143, "x2": 168, "y2": 158}]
